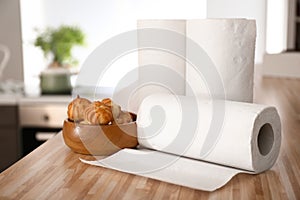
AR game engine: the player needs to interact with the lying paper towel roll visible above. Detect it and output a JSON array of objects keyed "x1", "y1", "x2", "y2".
[
  {"x1": 137, "y1": 94, "x2": 281, "y2": 173},
  {"x1": 81, "y1": 94, "x2": 281, "y2": 191},
  {"x1": 186, "y1": 19, "x2": 256, "y2": 102}
]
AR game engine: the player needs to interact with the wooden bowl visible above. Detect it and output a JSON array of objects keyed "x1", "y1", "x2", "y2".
[{"x1": 62, "y1": 114, "x2": 138, "y2": 155}]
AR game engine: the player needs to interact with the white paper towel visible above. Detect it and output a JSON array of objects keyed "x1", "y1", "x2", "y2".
[
  {"x1": 81, "y1": 94, "x2": 281, "y2": 191},
  {"x1": 186, "y1": 19, "x2": 256, "y2": 102},
  {"x1": 136, "y1": 19, "x2": 256, "y2": 103},
  {"x1": 133, "y1": 20, "x2": 186, "y2": 113}
]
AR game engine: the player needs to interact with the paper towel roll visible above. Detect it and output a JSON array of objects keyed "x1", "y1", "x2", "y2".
[
  {"x1": 137, "y1": 94, "x2": 281, "y2": 173},
  {"x1": 134, "y1": 20, "x2": 186, "y2": 113},
  {"x1": 136, "y1": 19, "x2": 256, "y2": 103},
  {"x1": 137, "y1": 20, "x2": 186, "y2": 95},
  {"x1": 186, "y1": 19, "x2": 256, "y2": 102},
  {"x1": 81, "y1": 94, "x2": 281, "y2": 191}
]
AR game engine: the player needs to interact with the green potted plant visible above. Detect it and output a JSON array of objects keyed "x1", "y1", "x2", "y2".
[{"x1": 34, "y1": 25, "x2": 85, "y2": 94}]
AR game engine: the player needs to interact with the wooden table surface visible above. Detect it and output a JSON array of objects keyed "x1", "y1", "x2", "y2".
[{"x1": 0, "y1": 77, "x2": 300, "y2": 200}]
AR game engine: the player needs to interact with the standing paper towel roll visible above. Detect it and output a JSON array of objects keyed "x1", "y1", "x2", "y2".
[
  {"x1": 136, "y1": 19, "x2": 256, "y2": 103},
  {"x1": 81, "y1": 94, "x2": 281, "y2": 191},
  {"x1": 186, "y1": 19, "x2": 256, "y2": 102},
  {"x1": 137, "y1": 20, "x2": 186, "y2": 95},
  {"x1": 135, "y1": 20, "x2": 186, "y2": 113}
]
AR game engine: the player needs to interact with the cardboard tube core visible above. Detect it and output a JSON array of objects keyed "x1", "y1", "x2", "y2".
[{"x1": 257, "y1": 123, "x2": 274, "y2": 156}]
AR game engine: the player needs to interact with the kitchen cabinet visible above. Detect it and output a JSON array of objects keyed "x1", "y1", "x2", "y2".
[
  {"x1": 0, "y1": 105, "x2": 20, "y2": 172},
  {"x1": 288, "y1": 0, "x2": 300, "y2": 50},
  {"x1": 296, "y1": 0, "x2": 300, "y2": 49},
  {"x1": 0, "y1": 95, "x2": 72, "y2": 171}
]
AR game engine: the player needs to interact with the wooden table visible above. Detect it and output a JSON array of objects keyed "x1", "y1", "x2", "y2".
[{"x1": 0, "y1": 77, "x2": 300, "y2": 199}]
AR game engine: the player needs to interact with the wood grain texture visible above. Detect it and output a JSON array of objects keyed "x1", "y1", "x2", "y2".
[
  {"x1": 0, "y1": 77, "x2": 300, "y2": 199},
  {"x1": 62, "y1": 119, "x2": 137, "y2": 155}
]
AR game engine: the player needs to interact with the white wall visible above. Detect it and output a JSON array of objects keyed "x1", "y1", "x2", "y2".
[
  {"x1": 266, "y1": 0, "x2": 289, "y2": 53},
  {"x1": 20, "y1": 0, "x2": 206, "y2": 89},
  {"x1": 206, "y1": 0, "x2": 267, "y2": 64}
]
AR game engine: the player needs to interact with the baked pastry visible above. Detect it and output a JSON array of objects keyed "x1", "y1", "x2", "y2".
[
  {"x1": 116, "y1": 111, "x2": 133, "y2": 124},
  {"x1": 101, "y1": 98, "x2": 121, "y2": 119},
  {"x1": 84, "y1": 101, "x2": 113, "y2": 125},
  {"x1": 67, "y1": 95, "x2": 91, "y2": 122}
]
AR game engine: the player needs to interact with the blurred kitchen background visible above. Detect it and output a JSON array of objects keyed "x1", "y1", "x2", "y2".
[{"x1": 0, "y1": 0, "x2": 299, "y2": 171}]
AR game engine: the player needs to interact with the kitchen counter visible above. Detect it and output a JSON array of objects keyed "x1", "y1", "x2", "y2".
[
  {"x1": 0, "y1": 94, "x2": 72, "y2": 105},
  {"x1": 0, "y1": 94, "x2": 20, "y2": 105},
  {"x1": 0, "y1": 77, "x2": 300, "y2": 199},
  {"x1": 0, "y1": 85, "x2": 114, "y2": 105},
  {"x1": 19, "y1": 95, "x2": 72, "y2": 105}
]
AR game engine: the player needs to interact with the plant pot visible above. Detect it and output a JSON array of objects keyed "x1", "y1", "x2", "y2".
[{"x1": 40, "y1": 68, "x2": 72, "y2": 95}]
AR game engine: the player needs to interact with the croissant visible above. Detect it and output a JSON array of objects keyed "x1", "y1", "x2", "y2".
[
  {"x1": 84, "y1": 101, "x2": 113, "y2": 125},
  {"x1": 67, "y1": 95, "x2": 91, "y2": 122},
  {"x1": 116, "y1": 111, "x2": 133, "y2": 124},
  {"x1": 101, "y1": 98, "x2": 121, "y2": 119}
]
